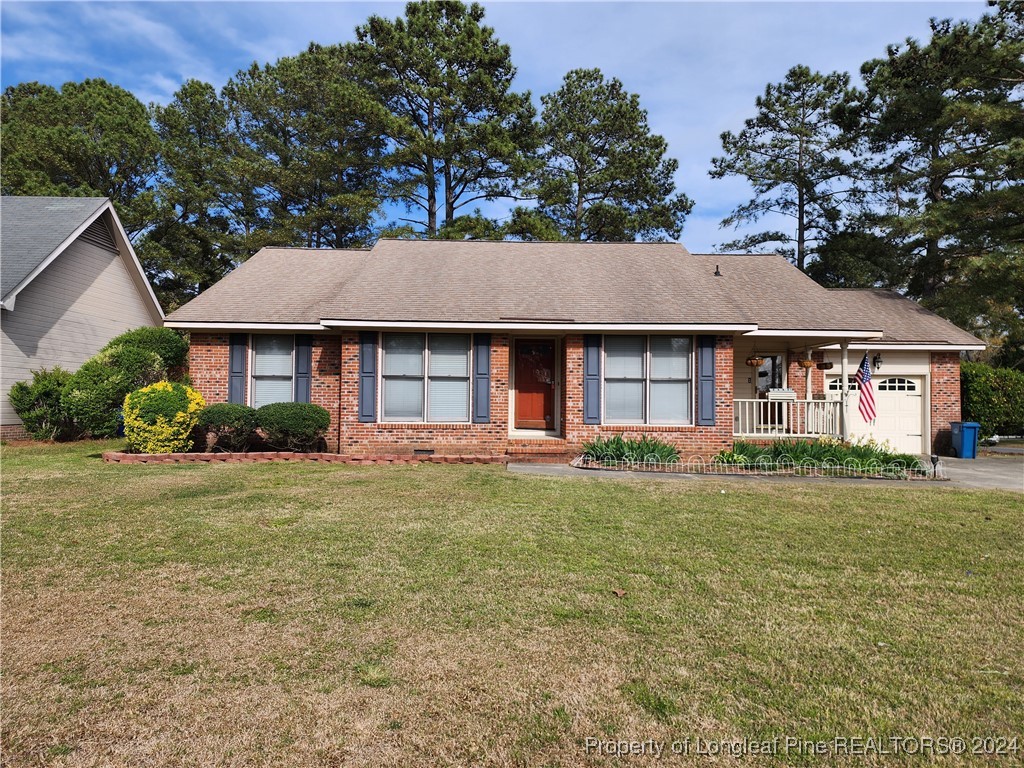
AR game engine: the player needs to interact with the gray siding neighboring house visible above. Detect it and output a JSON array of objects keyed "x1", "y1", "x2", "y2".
[{"x1": 1, "y1": 197, "x2": 163, "y2": 436}]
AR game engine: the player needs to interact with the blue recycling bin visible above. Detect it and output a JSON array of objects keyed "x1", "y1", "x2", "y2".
[{"x1": 950, "y1": 421, "x2": 980, "y2": 459}]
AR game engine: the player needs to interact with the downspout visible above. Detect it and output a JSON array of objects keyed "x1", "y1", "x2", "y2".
[{"x1": 840, "y1": 341, "x2": 849, "y2": 441}]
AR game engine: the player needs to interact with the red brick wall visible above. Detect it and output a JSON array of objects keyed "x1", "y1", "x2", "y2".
[
  {"x1": 786, "y1": 350, "x2": 825, "y2": 400},
  {"x1": 930, "y1": 351, "x2": 961, "y2": 455},
  {"x1": 187, "y1": 331, "x2": 737, "y2": 458},
  {"x1": 334, "y1": 332, "x2": 511, "y2": 455},
  {"x1": 188, "y1": 333, "x2": 234, "y2": 404},
  {"x1": 562, "y1": 334, "x2": 734, "y2": 458},
  {"x1": 1, "y1": 424, "x2": 29, "y2": 440}
]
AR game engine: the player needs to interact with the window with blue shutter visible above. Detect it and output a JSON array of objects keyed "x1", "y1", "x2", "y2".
[
  {"x1": 358, "y1": 332, "x2": 378, "y2": 422},
  {"x1": 583, "y1": 335, "x2": 602, "y2": 424},
  {"x1": 228, "y1": 334, "x2": 247, "y2": 404},
  {"x1": 472, "y1": 334, "x2": 491, "y2": 423},
  {"x1": 294, "y1": 335, "x2": 312, "y2": 403},
  {"x1": 697, "y1": 335, "x2": 716, "y2": 426}
]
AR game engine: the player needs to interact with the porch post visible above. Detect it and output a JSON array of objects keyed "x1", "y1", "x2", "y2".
[
  {"x1": 804, "y1": 350, "x2": 812, "y2": 399},
  {"x1": 840, "y1": 341, "x2": 849, "y2": 440}
]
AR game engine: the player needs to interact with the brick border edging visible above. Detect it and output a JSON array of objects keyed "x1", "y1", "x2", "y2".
[{"x1": 101, "y1": 451, "x2": 508, "y2": 466}]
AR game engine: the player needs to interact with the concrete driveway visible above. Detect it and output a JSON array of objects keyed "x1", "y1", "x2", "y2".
[{"x1": 942, "y1": 454, "x2": 1023, "y2": 492}]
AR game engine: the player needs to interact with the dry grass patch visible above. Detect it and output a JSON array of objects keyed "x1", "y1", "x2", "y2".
[{"x1": 2, "y1": 440, "x2": 1022, "y2": 766}]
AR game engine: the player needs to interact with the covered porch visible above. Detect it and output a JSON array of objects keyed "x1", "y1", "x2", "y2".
[{"x1": 732, "y1": 329, "x2": 877, "y2": 440}]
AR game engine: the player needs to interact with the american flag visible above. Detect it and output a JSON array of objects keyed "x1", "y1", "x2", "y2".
[{"x1": 855, "y1": 353, "x2": 876, "y2": 422}]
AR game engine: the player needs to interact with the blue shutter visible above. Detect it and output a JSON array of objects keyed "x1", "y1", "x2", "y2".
[
  {"x1": 697, "y1": 335, "x2": 716, "y2": 426},
  {"x1": 294, "y1": 335, "x2": 312, "y2": 403},
  {"x1": 583, "y1": 335, "x2": 602, "y2": 424},
  {"x1": 472, "y1": 333, "x2": 491, "y2": 423},
  {"x1": 358, "y1": 332, "x2": 378, "y2": 422},
  {"x1": 228, "y1": 334, "x2": 247, "y2": 404}
]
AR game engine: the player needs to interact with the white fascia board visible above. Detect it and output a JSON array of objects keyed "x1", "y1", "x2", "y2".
[
  {"x1": 320, "y1": 320, "x2": 759, "y2": 332},
  {"x1": 105, "y1": 203, "x2": 165, "y2": 321},
  {"x1": 818, "y1": 342, "x2": 987, "y2": 351},
  {"x1": 2, "y1": 201, "x2": 164, "y2": 322},
  {"x1": 164, "y1": 321, "x2": 328, "y2": 331},
  {"x1": 2, "y1": 202, "x2": 110, "y2": 310},
  {"x1": 743, "y1": 329, "x2": 884, "y2": 339}
]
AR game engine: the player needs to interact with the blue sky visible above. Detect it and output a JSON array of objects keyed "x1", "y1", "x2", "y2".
[{"x1": 1, "y1": 1, "x2": 987, "y2": 250}]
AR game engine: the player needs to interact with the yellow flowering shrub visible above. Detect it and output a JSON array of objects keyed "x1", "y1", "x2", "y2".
[{"x1": 123, "y1": 381, "x2": 205, "y2": 454}]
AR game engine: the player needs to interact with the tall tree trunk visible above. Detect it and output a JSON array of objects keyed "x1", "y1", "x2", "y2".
[
  {"x1": 797, "y1": 185, "x2": 806, "y2": 272},
  {"x1": 444, "y1": 161, "x2": 454, "y2": 229}
]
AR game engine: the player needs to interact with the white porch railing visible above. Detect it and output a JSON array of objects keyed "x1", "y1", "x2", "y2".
[{"x1": 733, "y1": 399, "x2": 842, "y2": 438}]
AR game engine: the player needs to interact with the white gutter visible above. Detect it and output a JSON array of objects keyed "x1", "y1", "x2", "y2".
[
  {"x1": 165, "y1": 321, "x2": 328, "y2": 331},
  {"x1": 743, "y1": 329, "x2": 883, "y2": 339},
  {"x1": 818, "y1": 342, "x2": 986, "y2": 351},
  {"x1": 320, "y1": 320, "x2": 759, "y2": 332}
]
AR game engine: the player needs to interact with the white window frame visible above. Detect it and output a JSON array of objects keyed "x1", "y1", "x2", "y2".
[
  {"x1": 380, "y1": 332, "x2": 472, "y2": 423},
  {"x1": 601, "y1": 335, "x2": 694, "y2": 426},
  {"x1": 249, "y1": 333, "x2": 295, "y2": 408}
]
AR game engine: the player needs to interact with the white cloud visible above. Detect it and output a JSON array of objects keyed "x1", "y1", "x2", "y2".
[{"x1": 2, "y1": 0, "x2": 987, "y2": 249}]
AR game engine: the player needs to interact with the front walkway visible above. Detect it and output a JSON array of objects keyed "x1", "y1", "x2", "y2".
[{"x1": 508, "y1": 454, "x2": 1024, "y2": 492}]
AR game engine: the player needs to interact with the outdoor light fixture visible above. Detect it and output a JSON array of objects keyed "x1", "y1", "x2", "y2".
[
  {"x1": 930, "y1": 454, "x2": 939, "y2": 479},
  {"x1": 873, "y1": 353, "x2": 883, "y2": 371}
]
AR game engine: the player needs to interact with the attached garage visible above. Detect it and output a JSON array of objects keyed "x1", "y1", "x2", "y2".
[{"x1": 829, "y1": 374, "x2": 925, "y2": 454}]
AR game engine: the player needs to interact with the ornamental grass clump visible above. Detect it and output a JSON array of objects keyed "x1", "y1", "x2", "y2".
[
  {"x1": 123, "y1": 382, "x2": 205, "y2": 454},
  {"x1": 713, "y1": 438, "x2": 924, "y2": 473},
  {"x1": 581, "y1": 434, "x2": 680, "y2": 464}
]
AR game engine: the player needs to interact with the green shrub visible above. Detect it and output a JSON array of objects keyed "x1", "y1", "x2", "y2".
[
  {"x1": 256, "y1": 402, "x2": 331, "y2": 452},
  {"x1": 123, "y1": 382, "x2": 205, "y2": 454},
  {"x1": 102, "y1": 327, "x2": 189, "y2": 371},
  {"x1": 715, "y1": 438, "x2": 923, "y2": 472},
  {"x1": 7, "y1": 367, "x2": 79, "y2": 440},
  {"x1": 61, "y1": 345, "x2": 166, "y2": 437},
  {"x1": 962, "y1": 361, "x2": 1024, "y2": 437},
  {"x1": 581, "y1": 434, "x2": 680, "y2": 464},
  {"x1": 197, "y1": 403, "x2": 259, "y2": 452}
]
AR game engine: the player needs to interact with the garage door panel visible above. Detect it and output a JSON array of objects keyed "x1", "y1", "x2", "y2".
[{"x1": 828, "y1": 375, "x2": 925, "y2": 454}]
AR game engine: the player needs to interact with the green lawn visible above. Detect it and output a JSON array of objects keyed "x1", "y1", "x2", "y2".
[{"x1": 2, "y1": 441, "x2": 1022, "y2": 766}]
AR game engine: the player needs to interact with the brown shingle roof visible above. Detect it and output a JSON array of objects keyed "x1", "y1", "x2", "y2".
[
  {"x1": 165, "y1": 240, "x2": 975, "y2": 345},
  {"x1": 826, "y1": 289, "x2": 983, "y2": 345}
]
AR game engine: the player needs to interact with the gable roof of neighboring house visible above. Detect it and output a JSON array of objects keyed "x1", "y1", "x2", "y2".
[
  {"x1": 164, "y1": 239, "x2": 982, "y2": 348},
  {"x1": 0, "y1": 196, "x2": 162, "y2": 320}
]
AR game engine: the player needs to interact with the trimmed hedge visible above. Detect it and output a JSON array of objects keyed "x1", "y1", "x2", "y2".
[
  {"x1": 123, "y1": 382, "x2": 205, "y2": 454},
  {"x1": 198, "y1": 403, "x2": 259, "y2": 452},
  {"x1": 256, "y1": 402, "x2": 331, "y2": 452},
  {"x1": 61, "y1": 346, "x2": 167, "y2": 437},
  {"x1": 102, "y1": 327, "x2": 189, "y2": 370},
  {"x1": 961, "y1": 361, "x2": 1024, "y2": 437},
  {"x1": 7, "y1": 367, "x2": 79, "y2": 441}
]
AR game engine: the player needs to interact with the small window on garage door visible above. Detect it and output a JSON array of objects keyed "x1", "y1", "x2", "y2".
[
  {"x1": 827, "y1": 379, "x2": 859, "y2": 391},
  {"x1": 877, "y1": 377, "x2": 917, "y2": 392}
]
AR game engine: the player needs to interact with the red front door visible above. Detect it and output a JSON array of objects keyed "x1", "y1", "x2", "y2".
[{"x1": 514, "y1": 339, "x2": 555, "y2": 430}]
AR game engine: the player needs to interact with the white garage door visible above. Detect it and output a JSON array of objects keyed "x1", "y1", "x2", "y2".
[{"x1": 828, "y1": 376, "x2": 925, "y2": 454}]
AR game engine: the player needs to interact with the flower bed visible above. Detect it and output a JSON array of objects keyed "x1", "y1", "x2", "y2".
[{"x1": 570, "y1": 454, "x2": 944, "y2": 481}]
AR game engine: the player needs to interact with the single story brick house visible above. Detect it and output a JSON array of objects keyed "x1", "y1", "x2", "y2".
[{"x1": 165, "y1": 240, "x2": 982, "y2": 458}]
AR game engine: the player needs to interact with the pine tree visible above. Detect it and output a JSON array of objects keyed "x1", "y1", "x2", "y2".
[{"x1": 710, "y1": 65, "x2": 854, "y2": 271}]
